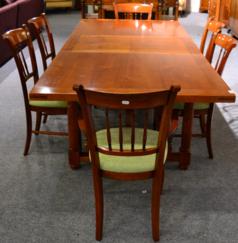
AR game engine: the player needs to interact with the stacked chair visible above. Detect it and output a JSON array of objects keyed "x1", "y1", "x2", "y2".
[
  {"x1": 172, "y1": 18, "x2": 236, "y2": 159},
  {"x1": 2, "y1": 14, "x2": 67, "y2": 155}
]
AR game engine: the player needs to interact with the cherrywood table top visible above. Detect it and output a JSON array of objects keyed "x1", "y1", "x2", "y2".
[{"x1": 30, "y1": 19, "x2": 235, "y2": 103}]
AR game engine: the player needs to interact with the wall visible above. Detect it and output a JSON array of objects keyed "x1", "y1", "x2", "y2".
[{"x1": 191, "y1": 0, "x2": 200, "y2": 12}]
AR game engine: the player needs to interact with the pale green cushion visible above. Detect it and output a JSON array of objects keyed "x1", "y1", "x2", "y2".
[
  {"x1": 174, "y1": 102, "x2": 209, "y2": 110},
  {"x1": 96, "y1": 128, "x2": 167, "y2": 173},
  {"x1": 29, "y1": 100, "x2": 68, "y2": 108}
]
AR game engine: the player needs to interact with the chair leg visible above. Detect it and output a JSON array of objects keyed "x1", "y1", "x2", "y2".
[
  {"x1": 24, "y1": 110, "x2": 32, "y2": 156},
  {"x1": 206, "y1": 104, "x2": 214, "y2": 159},
  {"x1": 93, "y1": 169, "x2": 104, "y2": 241},
  {"x1": 160, "y1": 166, "x2": 165, "y2": 195},
  {"x1": 199, "y1": 114, "x2": 206, "y2": 136},
  {"x1": 35, "y1": 112, "x2": 42, "y2": 135},
  {"x1": 43, "y1": 114, "x2": 48, "y2": 124},
  {"x1": 151, "y1": 170, "x2": 163, "y2": 241}
]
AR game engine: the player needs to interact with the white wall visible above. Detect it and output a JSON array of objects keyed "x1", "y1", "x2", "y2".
[{"x1": 191, "y1": 0, "x2": 200, "y2": 12}]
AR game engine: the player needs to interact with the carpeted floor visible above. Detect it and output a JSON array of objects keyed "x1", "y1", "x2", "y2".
[{"x1": 1, "y1": 11, "x2": 238, "y2": 243}]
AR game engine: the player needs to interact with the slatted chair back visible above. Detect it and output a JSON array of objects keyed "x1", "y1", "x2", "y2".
[
  {"x1": 113, "y1": 3, "x2": 153, "y2": 20},
  {"x1": 206, "y1": 33, "x2": 237, "y2": 75},
  {"x1": 2, "y1": 26, "x2": 38, "y2": 108},
  {"x1": 75, "y1": 85, "x2": 179, "y2": 168},
  {"x1": 73, "y1": 84, "x2": 180, "y2": 241},
  {"x1": 158, "y1": 0, "x2": 179, "y2": 20},
  {"x1": 200, "y1": 17, "x2": 225, "y2": 56},
  {"x1": 27, "y1": 13, "x2": 56, "y2": 70},
  {"x1": 3, "y1": 26, "x2": 68, "y2": 156}
]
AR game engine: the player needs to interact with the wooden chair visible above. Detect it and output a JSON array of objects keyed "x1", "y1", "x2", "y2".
[
  {"x1": 27, "y1": 13, "x2": 56, "y2": 71},
  {"x1": 2, "y1": 27, "x2": 67, "y2": 155},
  {"x1": 200, "y1": 17, "x2": 225, "y2": 56},
  {"x1": 171, "y1": 18, "x2": 225, "y2": 158},
  {"x1": 113, "y1": 3, "x2": 153, "y2": 20},
  {"x1": 158, "y1": 0, "x2": 179, "y2": 20},
  {"x1": 73, "y1": 84, "x2": 180, "y2": 241},
  {"x1": 173, "y1": 33, "x2": 237, "y2": 159}
]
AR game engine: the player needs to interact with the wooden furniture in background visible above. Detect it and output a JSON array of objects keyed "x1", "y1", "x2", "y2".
[
  {"x1": 74, "y1": 84, "x2": 180, "y2": 241},
  {"x1": 209, "y1": 0, "x2": 231, "y2": 25},
  {"x1": 30, "y1": 19, "x2": 235, "y2": 170},
  {"x1": 3, "y1": 27, "x2": 68, "y2": 155},
  {"x1": 229, "y1": 0, "x2": 238, "y2": 37},
  {"x1": 178, "y1": 0, "x2": 187, "y2": 12},
  {"x1": 113, "y1": 3, "x2": 153, "y2": 19},
  {"x1": 200, "y1": 0, "x2": 209, "y2": 12},
  {"x1": 82, "y1": 0, "x2": 159, "y2": 19},
  {"x1": 81, "y1": 0, "x2": 102, "y2": 19},
  {"x1": 45, "y1": 0, "x2": 73, "y2": 9},
  {"x1": 74, "y1": 0, "x2": 81, "y2": 9},
  {"x1": 158, "y1": 0, "x2": 179, "y2": 20}
]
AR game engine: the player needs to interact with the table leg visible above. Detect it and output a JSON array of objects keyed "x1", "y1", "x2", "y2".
[
  {"x1": 179, "y1": 103, "x2": 194, "y2": 170},
  {"x1": 67, "y1": 102, "x2": 81, "y2": 169}
]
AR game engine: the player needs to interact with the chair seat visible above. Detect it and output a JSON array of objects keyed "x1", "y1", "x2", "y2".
[
  {"x1": 174, "y1": 102, "x2": 209, "y2": 110},
  {"x1": 29, "y1": 99, "x2": 68, "y2": 108},
  {"x1": 96, "y1": 128, "x2": 167, "y2": 173}
]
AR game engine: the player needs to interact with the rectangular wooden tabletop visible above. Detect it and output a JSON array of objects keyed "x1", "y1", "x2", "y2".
[{"x1": 30, "y1": 19, "x2": 235, "y2": 104}]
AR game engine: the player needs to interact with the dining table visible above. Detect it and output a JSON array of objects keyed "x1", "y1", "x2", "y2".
[{"x1": 30, "y1": 19, "x2": 236, "y2": 170}]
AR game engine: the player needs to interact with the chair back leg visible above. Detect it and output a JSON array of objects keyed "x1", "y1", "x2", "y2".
[{"x1": 35, "y1": 111, "x2": 42, "y2": 135}]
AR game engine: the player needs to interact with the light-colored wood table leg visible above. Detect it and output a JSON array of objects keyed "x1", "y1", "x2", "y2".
[
  {"x1": 67, "y1": 102, "x2": 81, "y2": 169},
  {"x1": 179, "y1": 103, "x2": 194, "y2": 170}
]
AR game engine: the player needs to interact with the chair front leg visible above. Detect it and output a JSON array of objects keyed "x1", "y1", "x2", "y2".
[
  {"x1": 151, "y1": 170, "x2": 163, "y2": 241},
  {"x1": 206, "y1": 103, "x2": 214, "y2": 159},
  {"x1": 24, "y1": 109, "x2": 32, "y2": 156},
  {"x1": 93, "y1": 169, "x2": 104, "y2": 241}
]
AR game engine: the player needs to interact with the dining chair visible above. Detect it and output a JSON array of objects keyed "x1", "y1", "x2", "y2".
[
  {"x1": 73, "y1": 84, "x2": 180, "y2": 241},
  {"x1": 158, "y1": 0, "x2": 179, "y2": 20},
  {"x1": 27, "y1": 13, "x2": 56, "y2": 71},
  {"x1": 200, "y1": 17, "x2": 225, "y2": 56},
  {"x1": 171, "y1": 18, "x2": 225, "y2": 158},
  {"x1": 27, "y1": 13, "x2": 56, "y2": 124},
  {"x1": 2, "y1": 26, "x2": 68, "y2": 155},
  {"x1": 173, "y1": 33, "x2": 237, "y2": 159},
  {"x1": 113, "y1": 3, "x2": 153, "y2": 20}
]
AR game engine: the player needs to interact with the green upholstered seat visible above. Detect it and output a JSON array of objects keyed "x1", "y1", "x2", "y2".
[
  {"x1": 174, "y1": 102, "x2": 209, "y2": 110},
  {"x1": 29, "y1": 99, "x2": 68, "y2": 108},
  {"x1": 96, "y1": 128, "x2": 167, "y2": 173}
]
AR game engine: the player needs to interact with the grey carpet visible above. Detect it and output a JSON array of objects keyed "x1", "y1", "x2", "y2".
[{"x1": 1, "y1": 11, "x2": 238, "y2": 243}]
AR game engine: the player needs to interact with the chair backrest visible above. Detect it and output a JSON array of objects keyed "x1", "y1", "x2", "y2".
[
  {"x1": 113, "y1": 3, "x2": 153, "y2": 20},
  {"x1": 73, "y1": 85, "x2": 180, "y2": 172},
  {"x1": 158, "y1": 0, "x2": 179, "y2": 20},
  {"x1": 27, "y1": 13, "x2": 56, "y2": 71},
  {"x1": 200, "y1": 17, "x2": 225, "y2": 55},
  {"x1": 206, "y1": 33, "x2": 237, "y2": 76},
  {"x1": 2, "y1": 27, "x2": 39, "y2": 108}
]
